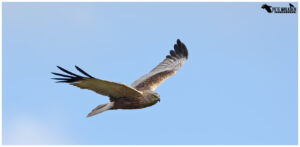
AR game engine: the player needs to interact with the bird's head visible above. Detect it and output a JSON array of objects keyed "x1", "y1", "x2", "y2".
[{"x1": 146, "y1": 91, "x2": 160, "y2": 103}]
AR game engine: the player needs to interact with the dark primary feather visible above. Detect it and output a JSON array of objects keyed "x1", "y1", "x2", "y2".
[
  {"x1": 75, "y1": 65, "x2": 94, "y2": 78},
  {"x1": 52, "y1": 66, "x2": 93, "y2": 83},
  {"x1": 175, "y1": 39, "x2": 188, "y2": 58},
  {"x1": 165, "y1": 39, "x2": 188, "y2": 59},
  {"x1": 51, "y1": 72, "x2": 73, "y2": 78},
  {"x1": 168, "y1": 39, "x2": 188, "y2": 60},
  {"x1": 57, "y1": 66, "x2": 82, "y2": 77},
  {"x1": 170, "y1": 50, "x2": 176, "y2": 57},
  {"x1": 164, "y1": 39, "x2": 188, "y2": 60},
  {"x1": 166, "y1": 55, "x2": 172, "y2": 59}
]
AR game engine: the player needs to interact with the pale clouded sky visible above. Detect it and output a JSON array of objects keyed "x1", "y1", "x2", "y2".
[
  {"x1": 4, "y1": 115, "x2": 70, "y2": 144},
  {"x1": 3, "y1": 2, "x2": 297, "y2": 145}
]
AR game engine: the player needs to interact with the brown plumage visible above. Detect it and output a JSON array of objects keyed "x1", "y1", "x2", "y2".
[{"x1": 52, "y1": 39, "x2": 188, "y2": 117}]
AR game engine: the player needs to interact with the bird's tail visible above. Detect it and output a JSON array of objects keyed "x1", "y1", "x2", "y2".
[{"x1": 86, "y1": 102, "x2": 115, "y2": 117}]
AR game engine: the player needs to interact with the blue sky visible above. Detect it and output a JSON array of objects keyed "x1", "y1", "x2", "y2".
[{"x1": 2, "y1": 2, "x2": 297, "y2": 145}]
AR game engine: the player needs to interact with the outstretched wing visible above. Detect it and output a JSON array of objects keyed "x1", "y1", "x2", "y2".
[
  {"x1": 131, "y1": 39, "x2": 188, "y2": 91},
  {"x1": 52, "y1": 66, "x2": 143, "y2": 98}
]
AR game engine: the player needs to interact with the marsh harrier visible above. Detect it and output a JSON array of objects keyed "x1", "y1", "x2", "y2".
[{"x1": 52, "y1": 39, "x2": 188, "y2": 117}]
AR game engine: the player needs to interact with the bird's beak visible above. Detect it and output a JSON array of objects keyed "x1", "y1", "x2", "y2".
[{"x1": 158, "y1": 98, "x2": 160, "y2": 102}]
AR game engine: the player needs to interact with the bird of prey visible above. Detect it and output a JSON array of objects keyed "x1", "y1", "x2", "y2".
[{"x1": 52, "y1": 39, "x2": 188, "y2": 117}]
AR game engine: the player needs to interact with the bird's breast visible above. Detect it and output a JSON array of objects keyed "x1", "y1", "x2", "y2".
[{"x1": 111, "y1": 97, "x2": 157, "y2": 109}]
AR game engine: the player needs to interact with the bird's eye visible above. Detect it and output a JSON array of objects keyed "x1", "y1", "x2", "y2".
[{"x1": 152, "y1": 95, "x2": 156, "y2": 98}]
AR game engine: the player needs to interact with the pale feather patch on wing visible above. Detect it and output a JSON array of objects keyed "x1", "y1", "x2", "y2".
[
  {"x1": 134, "y1": 70, "x2": 176, "y2": 91},
  {"x1": 131, "y1": 39, "x2": 188, "y2": 91},
  {"x1": 52, "y1": 66, "x2": 143, "y2": 99}
]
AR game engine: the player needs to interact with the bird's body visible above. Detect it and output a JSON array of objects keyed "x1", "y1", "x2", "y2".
[
  {"x1": 52, "y1": 39, "x2": 188, "y2": 117},
  {"x1": 110, "y1": 91, "x2": 158, "y2": 109}
]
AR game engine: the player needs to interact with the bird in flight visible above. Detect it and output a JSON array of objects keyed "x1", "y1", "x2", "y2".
[{"x1": 52, "y1": 39, "x2": 188, "y2": 117}]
